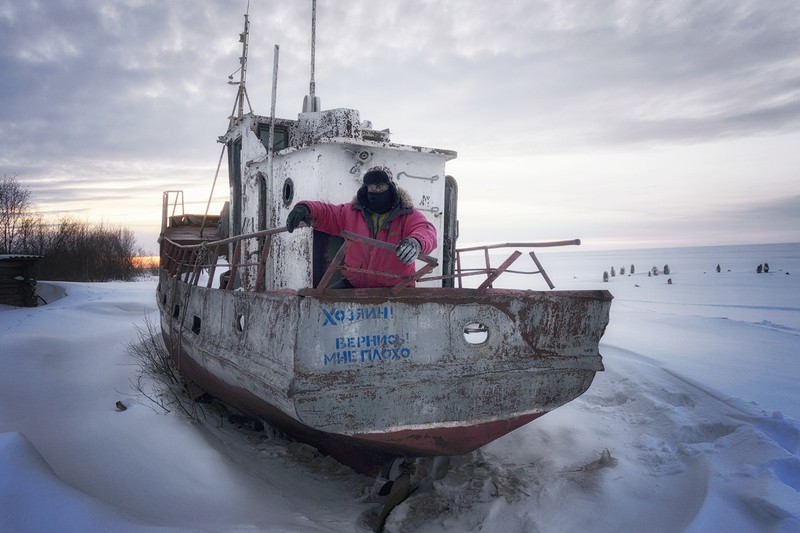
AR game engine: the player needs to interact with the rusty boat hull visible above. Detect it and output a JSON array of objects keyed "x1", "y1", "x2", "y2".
[
  {"x1": 156, "y1": 9, "x2": 613, "y2": 475},
  {"x1": 158, "y1": 271, "x2": 612, "y2": 473}
]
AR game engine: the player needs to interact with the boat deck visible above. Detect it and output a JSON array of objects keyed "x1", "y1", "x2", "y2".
[
  {"x1": 162, "y1": 225, "x2": 221, "y2": 245},
  {"x1": 162, "y1": 214, "x2": 221, "y2": 246}
]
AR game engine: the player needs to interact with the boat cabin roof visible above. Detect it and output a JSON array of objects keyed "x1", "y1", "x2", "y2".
[{"x1": 220, "y1": 111, "x2": 457, "y2": 161}]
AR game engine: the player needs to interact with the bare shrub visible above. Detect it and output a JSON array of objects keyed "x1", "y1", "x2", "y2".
[
  {"x1": 0, "y1": 174, "x2": 33, "y2": 253},
  {"x1": 124, "y1": 314, "x2": 202, "y2": 419},
  {"x1": 38, "y1": 217, "x2": 138, "y2": 281},
  {"x1": 2, "y1": 176, "x2": 140, "y2": 281}
]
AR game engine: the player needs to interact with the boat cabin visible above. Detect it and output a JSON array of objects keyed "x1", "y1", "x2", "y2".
[{"x1": 219, "y1": 107, "x2": 458, "y2": 291}]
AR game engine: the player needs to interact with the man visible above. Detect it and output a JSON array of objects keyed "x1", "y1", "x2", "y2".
[{"x1": 285, "y1": 167, "x2": 437, "y2": 288}]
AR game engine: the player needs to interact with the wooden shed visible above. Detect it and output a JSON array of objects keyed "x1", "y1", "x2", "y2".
[{"x1": 0, "y1": 255, "x2": 42, "y2": 307}]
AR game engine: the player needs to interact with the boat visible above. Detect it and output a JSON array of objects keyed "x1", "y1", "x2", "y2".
[{"x1": 157, "y1": 5, "x2": 612, "y2": 476}]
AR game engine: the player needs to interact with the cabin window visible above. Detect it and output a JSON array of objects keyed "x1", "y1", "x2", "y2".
[
  {"x1": 463, "y1": 322, "x2": 489, "y2": 345},
  {"x1": 282, "y1": 178, "x2": 294, "y2": 208},
  {"x1": 172, "y1": 304, "x2": 180, "y2": 319},
  {"x1": 192, "y1": 316, "x2": 202, "y2": 335},
  {"x1": 235, "y1": 313, "x2": 245, "y2": 333},
  {"x1": 258, "y1": 124, "x2": 288, "y2": 152}
]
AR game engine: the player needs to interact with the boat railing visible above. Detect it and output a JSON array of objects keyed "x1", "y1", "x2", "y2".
[
  {"x1": 159, "y1": 222, "x2": 579, "y2": 292},
  {"x1": 161, "y1": 190, "x2": 185, "y2": 235},
  {"x1": 318, "y1": 231, "x2": 439, "y2": 295},
  {"x1": 450, "y1": 239, "x2": 581, "y2": 290}
]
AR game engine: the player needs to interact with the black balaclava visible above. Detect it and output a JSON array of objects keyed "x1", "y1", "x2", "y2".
[{"x1": 362, "y1": 169, "x2": 396, "y2": 213}]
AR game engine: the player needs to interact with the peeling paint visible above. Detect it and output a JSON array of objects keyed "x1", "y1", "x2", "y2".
[
  {"x1": 157, "y1": 267, "x2": 611, "y2": 472},
  {"x1": 157, "y1": 72, "x2": 610, "y2": 474}
]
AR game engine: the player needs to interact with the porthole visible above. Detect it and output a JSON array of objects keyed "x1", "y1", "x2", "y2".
[
  {"x1": 282, "y1": 178, "x2": 294, "y2": 208},
  {"x1": 463, "y1": 322, "x2": 489, "y2": 345}
]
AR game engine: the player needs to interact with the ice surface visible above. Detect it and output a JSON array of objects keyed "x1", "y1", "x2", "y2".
[{"x1": 1, "y1": 243, "x2": 798, "y2": 532}]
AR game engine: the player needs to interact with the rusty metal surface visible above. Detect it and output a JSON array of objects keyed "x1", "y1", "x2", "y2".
[
  {"x1": 291, "y1": 289, "x2": 608, "y2": 435},
  {"x1": 155, "y1": 15, "x2": 614, "y2": 475},
  {"x1": 354, "y1": 412, "x2": 547, "y2": 456},
  {"x1": 158, "y1": 271, "x2": 611, "y2": 469}
]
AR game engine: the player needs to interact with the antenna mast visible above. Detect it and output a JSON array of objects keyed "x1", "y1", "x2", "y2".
[
  {"x1": 302, "y1": 0, "x2": 321, "y2": 112},
  {"x1": 229, "y1": 5, "x2": 253, "y2": 120}
]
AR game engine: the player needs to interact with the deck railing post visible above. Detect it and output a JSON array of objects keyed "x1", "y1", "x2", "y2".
[
  {"x1": 483, "y1": 248, "x2": 491, "y2": 285},
  {"x1": 477, "y1": 251, "x2": 522, "y2": 291},
  {"x1": 190, "y1": 246, "x2": 208, "y2": 286},
  {"x1": 456, "y1": 250, "x2": 463, "y2": 289},
  {"x1": 391, "y1": 262, "x2": 436, "y2": 294},
  {"x1": 168, "y1": 247, "x2": 183, "y2": 277},
  {"x1": 226, "y1": 241, "x2": 242, "y2": 290},
  {"x1": 316, "y1": 240, "x2": 351, "y2": 295},
  {"x1": 184, "y1": 250, "x2": 197, "y2": 283},
  {"x1": 255, "y1": 234, "x2": 273, "y2": 292},
  {"x1": 206, "y1": 248, "x2": 220, "y2": 288},
  {"x1": 529, "y1": 251, "x2": 555, "y2": 290}
]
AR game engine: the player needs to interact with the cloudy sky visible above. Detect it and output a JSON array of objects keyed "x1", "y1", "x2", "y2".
[{"x1": 2, "y1": 0, "x2": 799, "y2": 253}]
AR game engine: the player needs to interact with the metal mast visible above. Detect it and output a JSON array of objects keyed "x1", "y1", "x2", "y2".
[
  {"x1": 229, "y1": 6, "x2": 253, "y2": 120},
  {"x1": 302, "y1": 0, "x2": 321, "y2": 112}
]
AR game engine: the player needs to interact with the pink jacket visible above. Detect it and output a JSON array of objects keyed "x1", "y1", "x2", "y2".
[{"x1": 300, "y1": 187, "x2": 437, "y2": 288}]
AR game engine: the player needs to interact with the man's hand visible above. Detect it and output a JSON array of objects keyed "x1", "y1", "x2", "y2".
[
  {"x1": 395, "y1": 237, "x2": 421, "y2": 264},
  {"x1": 286, "y1": 204, "x2": 311, "y2": 233}
]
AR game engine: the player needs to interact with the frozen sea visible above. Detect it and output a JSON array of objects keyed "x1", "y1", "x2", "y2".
[{"x1": 1, "y1": 242, "x2": 798, "y2": 532}]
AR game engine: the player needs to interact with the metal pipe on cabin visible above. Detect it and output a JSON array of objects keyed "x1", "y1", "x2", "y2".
[
  {"x1": 309, "y1": 0, "x2": 316, "y2": 103},
  {"x1": 263, "y1": 44, "x2": 280, "y2": 291},
  {"x1": 267, "y1": 45, "x2": 279, "y2": 183},
  {"x1": 303, "y1": 0, "x2": 320, "y2": 112}
]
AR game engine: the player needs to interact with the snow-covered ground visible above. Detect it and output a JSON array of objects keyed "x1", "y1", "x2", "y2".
[{"x1": 1, "y1": 243, "x2": 798, "y2": 532}]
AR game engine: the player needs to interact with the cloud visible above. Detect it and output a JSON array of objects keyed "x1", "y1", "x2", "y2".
[
  {"x1": 1, "y1": 2, "x2": 241, "y2": 163},
  {"x1": 1, "y1": 0, "x2": 799, "y2": 251},
  {"x1": 732, "y1": 194, "x2": 800, "y2": 225},
  {"x1": 4, "y1": 0, "x2": 799, "y2": 158}
]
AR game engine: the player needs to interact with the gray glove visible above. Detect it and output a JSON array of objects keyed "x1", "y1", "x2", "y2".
[
  {"x1": 286, "y1": 204, "x2": 311, "y2": 233},
  {"x1": 395, "y1": 237, "x2": 421, "y2": 264}
]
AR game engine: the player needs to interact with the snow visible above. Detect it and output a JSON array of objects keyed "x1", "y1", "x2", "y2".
[{"x1": 1, "y1": 243, "x2": 799, "y2": 532}]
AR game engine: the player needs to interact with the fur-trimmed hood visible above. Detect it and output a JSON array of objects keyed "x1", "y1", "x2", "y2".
[{"x1": 353, "y1": 184, "x2": 414, "y2": 211}]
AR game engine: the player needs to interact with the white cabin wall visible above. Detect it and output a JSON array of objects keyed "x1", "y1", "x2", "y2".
[
  {"x1": 238, "y1": 116, "x2": 268, "y2": 290},
  {"x1": 263, "y1": 149, "x2": 319, "y2": 290},
  {"x1": 267, "y1": 142, "x2": 445, "y2": 289},
  {"x1": 238, "y1": 110, "x2": 452, "y2": 291},
  {"x1": 259, "y1": 144, "x2": 367, "y2": 291}
]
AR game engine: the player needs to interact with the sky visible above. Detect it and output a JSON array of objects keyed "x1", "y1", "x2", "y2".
[{"x1": 2, "y1": 0, "x2": 799, "y2": 254}]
